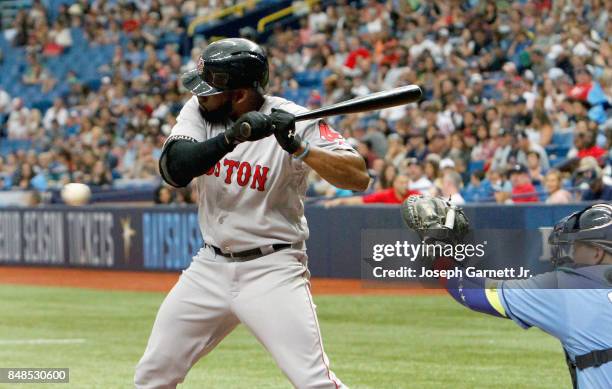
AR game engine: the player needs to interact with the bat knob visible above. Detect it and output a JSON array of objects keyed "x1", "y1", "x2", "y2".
[{"x1": 239, "y1": 122, "x2": 251, "y2": 139}]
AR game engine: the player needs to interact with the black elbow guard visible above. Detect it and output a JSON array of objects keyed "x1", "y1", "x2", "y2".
[
  {"x1": 159, "y1": 134, "x2": 234, "y2": 188},
  {"x1": 159, "y1": 140, "x2": 191, "y2": 187}
]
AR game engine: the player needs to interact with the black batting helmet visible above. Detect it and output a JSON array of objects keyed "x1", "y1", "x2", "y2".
[
  {"x1": 181, "y1": 38, "x2": 269, "y2": 97},
  {"x1": 549, "y1": 203, "x2": 612, "y2": 267}
]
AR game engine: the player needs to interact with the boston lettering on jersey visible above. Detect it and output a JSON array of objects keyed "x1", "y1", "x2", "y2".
[
  {"x1": 205, "y1": 158, "x2": 270, "y2": 191},
  {"x1": 319, "y1": 120, "x2": 342, "y2": 142}
]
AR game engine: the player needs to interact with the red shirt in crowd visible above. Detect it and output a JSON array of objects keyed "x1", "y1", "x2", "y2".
[
  {"x1": 535, "y1": 0, "x2": 552, "y2": 11},
  {"x1": 362, "y1": 189, "x2": 420, "y2": 204},
  {"x1": 578, "y1": 146, "x2": 607, "y2": 161},
  {"x1": 512, "y1": 183, "x2": 539, "y2": 203},
  {"x1": 567, "y1": 82, "x2": 593, "y2": 101},
  {"x1": 344, "y1": 48, "x2": 370, "y2": 69},
  {"x1": 123, "y1": 19, "x2": 140, "y2": 33}
]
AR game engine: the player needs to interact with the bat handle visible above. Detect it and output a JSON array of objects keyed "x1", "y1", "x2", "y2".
[{"x1": 239, "y1": 122, "x2": 251, "y2": 139}]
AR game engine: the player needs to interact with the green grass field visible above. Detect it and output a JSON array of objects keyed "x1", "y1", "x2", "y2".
[{"x1": 0, "y1": 285, "x2": 570, "y2": 389}]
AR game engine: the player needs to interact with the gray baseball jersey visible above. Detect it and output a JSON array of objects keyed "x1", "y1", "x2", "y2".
[
  {"x1": 160, "y1": 95, "x2": 355, "y2": 252},
  {"x1": 137, "y1": 95, "x2": 354, "y2": 388}
]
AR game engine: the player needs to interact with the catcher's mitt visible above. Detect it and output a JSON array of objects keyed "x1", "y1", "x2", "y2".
[{"x1": 401, "y1": 195, "x2": 469, "y2": 244}]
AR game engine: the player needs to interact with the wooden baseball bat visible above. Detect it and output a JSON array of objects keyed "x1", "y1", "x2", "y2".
[{"x1": 239, "y1": 84, "x2": 422, "y2": 138}]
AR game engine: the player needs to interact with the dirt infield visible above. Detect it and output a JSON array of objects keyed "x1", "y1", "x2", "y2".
[{"x1": 0, "y1": 266, "x2": 443, "y2": 295}]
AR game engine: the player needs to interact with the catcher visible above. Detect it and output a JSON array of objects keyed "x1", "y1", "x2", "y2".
[{"x1": 402, "y1": 196, "x2": 612, "y2": 389}]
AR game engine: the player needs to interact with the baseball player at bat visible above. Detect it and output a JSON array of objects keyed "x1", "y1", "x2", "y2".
[
  {"x1": 134, "y1": 38, "x2": 369, "y2": 388},
  {"x1": 403, "y1": 198, "x2": 612, "y2": 389}
]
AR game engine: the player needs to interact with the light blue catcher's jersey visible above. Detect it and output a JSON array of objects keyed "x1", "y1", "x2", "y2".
[{"x1": 498, "y1": 266, "x2": 612, "y2": 389}]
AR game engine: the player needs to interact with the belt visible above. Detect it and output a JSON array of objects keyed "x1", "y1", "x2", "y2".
[
  {"x1": 575, "y1": 348, "x2": 612, "y2": 370},
  {"x1": 209, "y1": 243, "x2": 292, "y2": 259}
]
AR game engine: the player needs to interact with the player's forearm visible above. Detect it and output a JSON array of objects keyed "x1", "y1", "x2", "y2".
[
  {"x1": 445, "y1": 275, "x2": 509, "y2": 319},
  {"x1": 436, "y1": 258, "x2": 508, "y2": 319},
  {"x1": 299, "y1": 146, "x2": 369, "y2": 191},
  {"x1": 159, "y1": 136, "x2": 234, "y2": 187}
]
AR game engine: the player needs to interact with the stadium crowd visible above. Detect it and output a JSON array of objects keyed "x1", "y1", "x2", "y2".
[{"x1": 0, "y1": 0, "x2": 611, "y2": 205}]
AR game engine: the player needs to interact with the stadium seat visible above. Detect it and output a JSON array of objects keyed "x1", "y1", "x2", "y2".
[
  {"x1": 0, "y1": 139, "x2": 32, "y2": 155},
  {"x1": 32, "y1": 99, "x2": 52, "y2": 112},
  {"x1": 546, "y1": 131, "x2": 574, "y2": 162},
  {"x1": 84, "y1": 78, "x2": 102, "y2": 91},
  {"x1": 100, "y1": 44, "x2": 115, "y2": 59},
  {"x1": 296, "y1": 88, "x2": 310, "y2": 105},
  {"x1": 551, "y1": 131, "x2": 574, "y2": 148},
  {"x1": 294, "y1": 70, "x2": 328, "y2": 88},
  {"x1": 282, "y1": 89, "x2": 301, "y2": 102},
  {"x1": 468, "y1": 160, "x2": 485, "y2": 175}
]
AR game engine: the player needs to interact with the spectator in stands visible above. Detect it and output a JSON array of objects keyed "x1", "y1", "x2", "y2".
[
  {"x1": 6, "y1": 98, "x2": 31, "y2": 139},
  {"x1": 515, "y1": 130, "x2": 550, "y2": 171},
  {"x1": 447, "y1": 132, "x2": 471, "y2": 169},
  {"x1": 0, "y1": 88, "x2": 11, "y2": 116},
  {"x1": 323, "y1": 174, "x2": 419, "y2": 206},
  {"x1": 362, "y1": 120, "x2": 388, "y2": 158},
  {"x1": 13, "y1": 163, "x2": 35, "y2": 190},
  {"x1": 384, "y1": 133, "x2": 406, "y2": 167},
  {"x1": 575, "y1": 157, "x2": 612, "y2": 201},
  {"x1": 423, "y1": 155, "x2": 441, "y2": 186},
  {"x1": 568, "y1": 121, "x2": 607, "y2": 161},
  {"x1": 491, "y1": 129, "x2": 513, "y2": 173},
  {"x1": 89, "y1": 160, "x2": 113, "y2": 187},
  {"x1": 526, "y1": 150, "x2": 545, "y2": 186},
  {"x1": 405, "y1": 128, "x2": 428, "y2": 161},
  {"x1": 42, "y1": 98, "x2": 68, "y2": 131},
  {"x1": 1, "y1": 153, "x2": 19, "y2": 188},
  {"x1": 403, "y1": 158, "x2": 433, "y2": 193},
  {"x1": 374, "y1": 162, "x2": 397, "y2": 191},
  {"x1": 470, "y1": 124, "x2": 497, "y2": 162},
  {"x1": 48, "y1": 20, "x2": 72, "y2": 50},
  {"x1": 22, "y1": 57, "x2": 56, "y2": 93},
  {"x1": 174, "y1": 187, "x2": 194, "y2": 205},
  {"x1": 508, "y1": 164, "x2": 539, "y2": 203},
  {"x1": 129, "y1": 144, "x2": 159, "y2": 182},
  {"x1": 439, "y1": 171, "x2": 465, "y2": 206},
  {"x1": 428, "y1": 132, "x2": 450, "y2": 159},
  {"x1": 154, "y1": 186, "x2": 173, "y2": 205},
  {"x1": 308, "y1": 3, "x2": 328, "y2": 33},
  {"x1": 544, "y1": 169, "x2": 573, "y2": 204},
  {"x1": 369, "y1": 158, "x2": 385, "y2": 186},
  {"x1": 439, "y1": 158, "x2": 456, "y2": 175},
  {"x1": 48, "y1": 148, "x2": 71, "y2": 187},
  {"x1": 356, "y1": 140, "x2": 378, "y2": 169},
  {"x1": 525, "y1": 109, "x2": 553, "y2": 146},
  {"x1": 8, "y1": 10, "x2": 29, "y2": 47},
  {"x1": 463, "y1": 170, "x2": 492, "y2": 203},
  {"x1": 30, "y1": 151, "x2": 53, "y2": 190}
]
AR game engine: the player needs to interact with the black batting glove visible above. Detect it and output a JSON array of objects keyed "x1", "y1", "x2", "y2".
[
  {"x1": 271, "y1": 108, "x2": 301, "y2": 154},
  {"x1": 225, "y1": 111, "x2": 273, "y2": 147}
]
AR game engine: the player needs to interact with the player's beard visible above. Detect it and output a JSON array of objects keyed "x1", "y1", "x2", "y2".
[{"x1": 199, "y1": 99, "x2": 233, "y2": 126}]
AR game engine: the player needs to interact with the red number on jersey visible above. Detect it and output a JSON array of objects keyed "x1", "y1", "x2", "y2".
[{"x1": 318, "y1": 120, "x2": 343, "y2": 142}]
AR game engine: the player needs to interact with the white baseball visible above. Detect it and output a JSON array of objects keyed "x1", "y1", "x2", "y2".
[{"x1": 61, "y1": 183, "x2": 92, "y2": 206}]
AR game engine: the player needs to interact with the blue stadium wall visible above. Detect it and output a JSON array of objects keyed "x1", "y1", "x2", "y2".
[{"x1": 0, "y1": 204, "x2": 586, "y2": 278}]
